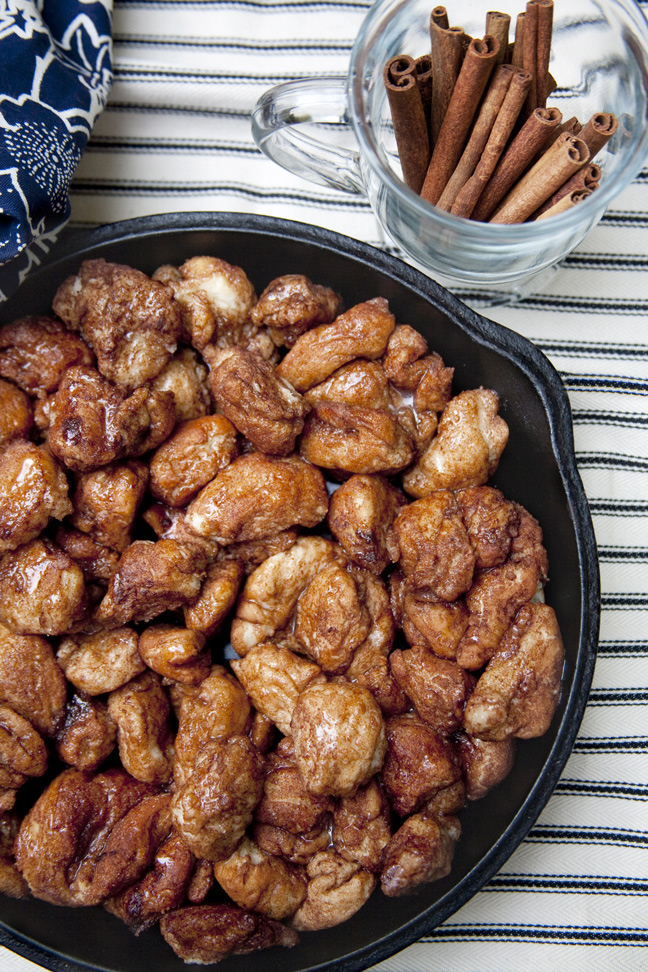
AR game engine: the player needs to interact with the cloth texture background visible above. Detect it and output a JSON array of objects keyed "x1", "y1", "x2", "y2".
[
  {"x1": 0, "y1": 1, "x2": 647, "y2": 970},
  {"x1": 0, "y1": 0, "x2": 112, "y2": 282}
]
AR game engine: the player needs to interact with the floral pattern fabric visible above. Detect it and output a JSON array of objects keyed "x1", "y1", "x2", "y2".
[{"x1": 0, "y1": 0, "x2": 112, "y2": 285}]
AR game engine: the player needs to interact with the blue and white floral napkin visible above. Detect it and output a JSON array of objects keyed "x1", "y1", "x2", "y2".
[{"x1": 0, "y1": 0, "x2": 112, "y2": 293}]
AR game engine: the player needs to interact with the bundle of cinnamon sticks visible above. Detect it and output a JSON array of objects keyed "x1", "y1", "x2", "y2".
[{"x1": 384, "y1": 2, "x2": 618, "y2": 223}]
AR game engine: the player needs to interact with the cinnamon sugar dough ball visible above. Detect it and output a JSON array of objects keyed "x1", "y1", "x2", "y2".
[
  {"x1": 229, "y1": 536, "x2": 338, "y2": 657},
  {"x1": 205, "y1": 345, "x2": 308, "y2": 457},
  {"x1": 0, "y1": 379, "x2": 33, "y2": 446},
  {"x1": 185, "y1": 453, "x2": 328, "y2": 545},
  {"x1": 277, "y1": 297, "x2": 396, "y2": 392},
  {"x1": 171, "y1": 734, "x2": 265, "y2": 862},
  {"x1": 47, "y1": 365, "x2": 174, "y2": 473},
  {"x1": 52, "y1": 258, "x2": 182, "y2": 391},
  {"x1": 392, "y1": 490, "x2": 475, "y2": 601},
  {"x1": 213, "y1": 836, "x2": 308, "y2": 921},
  {"x1": 290, "y1": 849, "x2": 376, "y2": 931},
  {"x1": 0, "y1": 538, "x2": 86, "y2": 636},
  {"x1": 57, "y1": 627, "x2": 145, "y2": 696},
  {"x1": 403, "y1": 387, "x2": 509, "y2": 497},
  {"x1": 95, "y1": 538, "x2": 207, "y2": 627},
  {"x1": 304, "y1": 359, "x2": 394, "y2": 410},
  {"x1": 299, "y1": 402, "x2": 415, "y2": 477},
  {"x1": 107, "y1": 669, "x2": 175, "y2": 784},
  {"x1": 291, "y1": 681, "x2": 387, "y2": 798},
  {"x1": 463, "y1": 602, "x2": 565, "y2": 740},
  {"x1": 69, "y1": 460, "x2": 149, "y2": 552},
  {"x1": 159, "y1": 903, "x2": 297, "y2": 965},
  {"x1": 55, "y1": 693, "x2": 117, "y2": 773},
  {"x1": 380, "y1": 808, "x2": 461, "y2": 897},
  {"x1": 250, "y1": 272, "x2": 341, "y2": 348},
  {"x1": 0, "y1": 315, "x2": 94, "y2": 398},
  {"x1": 150, "y1": 346, "x2": 211, "y2": 423},
  {"x1": 153, "y1": 255, "x2": 257, "y2": 351},
  {"x1": 0, "y1": 439, "x2": 72, "y2": 555},
  {"x1": 327, "y1": 473, "x2": 405, "y2": 574},
  {"x1": 149, "y1": 414, "x2": 238, "y2": 508},
  {"x1": 231, "y1": 644, "x2": 324, "y2": 737},
  {"x1": 0, "y1": 623, "x2": 67, "y2": 737}
]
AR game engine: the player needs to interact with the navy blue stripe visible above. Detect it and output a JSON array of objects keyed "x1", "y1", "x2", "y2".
[
  {"x1": 424, "y1": 925, "x2": 648, "y2": 945},
  {"x1": 554, "y1": 780, "x2": 648, "y2": 800},
  {"x1": 596, "y1": 641, "x2": 648, "y2": 657},
  {"x1": 573, "y1": 738, "x2": 648, "y2": 753},
  {"x1": 527, "y1": 826, "x2": 648, "y2": 848},
  {"x1": 114, "y1": 37, "x2": 354, "y2": 53},
  {"x1": 488, "y1": 875, "x2": 648, "y2": 894},
  {"x1": 597, "y1": 547, "x2": 648, "y2": 562},
  {"x1": 70, "y1": 179, "x2": 371, "y2": 211},
  {"x1": 575, "y1": 453, "x2": 648, "y2": 471},
  {"x1": 114, "y1": 0, "x2": 371, "y2": 10},
  {"x1": 562, "y1": 375, "x2": 648, "y2": 394}
]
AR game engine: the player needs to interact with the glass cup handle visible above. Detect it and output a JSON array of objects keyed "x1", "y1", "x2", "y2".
[{"x1": 251, "y1": 76, "x2": 364, "y2": 194}]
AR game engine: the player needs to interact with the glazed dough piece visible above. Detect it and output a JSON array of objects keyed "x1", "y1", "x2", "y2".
[
  {"x1": 290, "y1": 850, "x2": 376, "y2": 931},
  {"x1": 213, "y1": 836, "x2": 308, "y2": 920},
  {"x1": 456, "y1": 504, "x2": 549, "y2": 670},
  {"x1": 299, "y1": 402, "x2": 415, "y2": 476},
  {"x1": 184, "y1": 453, "x2": 328, "y2": 544},
  {"x1": 53, "y1": 258, "x2": 181, "y2": 391},
  {"x1": 327, "y1": 474, "x2": 405, "y2": 574},
  {"x1": 48, "y1": 366, "x2": 174, "y2": 473},
  {"x1": 0, "y1": 315, "x2": 93, "y2": 398},
  {"x1": 95, "y1": 539, "x2": 207, "y2": 627},
  {"x1": 205, "y1": 345, "x2": 308, "y2": 457},
  {"x1": 250, "y1": 272, "x2": 341, "y2": 348},
  {"x1": 291, "y1": 681, "x2": 387, "y2": 798},
  {"x1": 229, "y1": 536, "x2": 338, "y2": 656},
  {"x1": 380, "y1": 809, "x2": 461, "y2": 897},
  {"x1": 392, "y1": 490, "x2": 475, "y2": 601},
  {"x1": 463, "y1": 602, "x2": 565, "y2": 740},
  {"x1": 277, "y1": 297, "x2": 396, "y2": 392},
  {"x1": 152, "y1": 255, "x2": 257, "y2": 351},
  {"x1": 0, "y1": 439, "x2": 72, "y2": 555},
  {"x1": 403, "y1": 388, "x2": 509, "y2": 497},
  {"x1": 159, "y1": 904, "x2": 298, "y2": 965},
  {"x1": 0, "y1": 538, "x2": 86, "y2": 636},
  {"x1": 171, "y1": 735, "x2": 264, "y2": 861}
]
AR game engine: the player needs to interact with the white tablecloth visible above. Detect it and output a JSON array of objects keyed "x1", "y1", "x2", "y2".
[{"x1": 1, "y1": 0, "x2": 647, "y2": 969}]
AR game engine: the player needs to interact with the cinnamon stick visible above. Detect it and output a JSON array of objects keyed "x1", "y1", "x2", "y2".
[
  {"x1": 430, "y1": 18, "x2": 467, "y2": 146},
  {"x1": 522, "y1": 1, "x2": 539, "y2": 114},
  {"x1": 522, "y1": 0, "x2": 554, "y2": 115},
  {"x1": 490, "y1": 132, "x2": 590, "y2": 223},
  {"x1": 431, "y1": 5, "x2": 449, "y2": 29},
  {"x1": 554, "y1": 115, "x2": 583, "y2": 140},
  {"x1": 471, "y1": 105, "x2": 562, "y2": 221},
  {"x1": 532, "y1": 162, "x2": 601, "y2": 217},
  {"x1": 385, "y1": 54, "x2": 415, "y2": 83},
  {"x1": 414, "y1": 53, "x2": 434, "y2": 135},
  {"x1": 486, "y1": 11, "x2": 511, "y2": 67},
  {"x1": 437, "y1": 63, "x2": 516, "y2": 212},
  {"x1": 579, "y1": 111, "x2": 618, "y2": 158},
  {"x1": 511, "y1": 12, "x2": 525, "y2": 67},
  {"x1": 534, "y1": 0, "x2": 554, "y2": 107},
  {"x1": 384, "y1": 56, "x2": 430, "y2": 194},
  {"x1": 535, "y1": 188, "x2": 593, "y2": 220},
  {"x1": 421, "y1": 35, "x2": 500, "y2": 206},
  {"x1": 451, "y1": 67, "x2": 532, "y2": 219}
]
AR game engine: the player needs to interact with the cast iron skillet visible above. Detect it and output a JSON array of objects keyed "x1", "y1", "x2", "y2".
[{"x1": 0, "y1": 212, "x2": 599, "y2": 972}]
